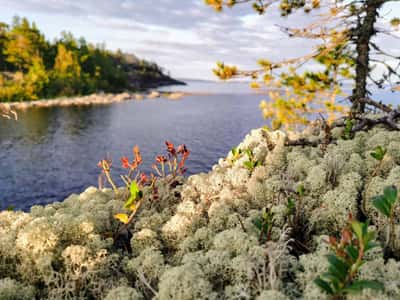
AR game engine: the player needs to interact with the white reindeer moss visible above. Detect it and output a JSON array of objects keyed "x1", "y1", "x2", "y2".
[
  {"x1": 1, "y1": 125, "x2": 400, "y2": 298},
  {"x1": 0, "y1": 278, "x2": 35, "y2": 300},
  {"x1": 104, "y1": 286, "x2": 143, "y2": 300},
  {"x1": 256, "y1": 290, "x2": 289, "y2": 300},
  {"x1": 157, "y1": 263, "x2": 217, "y2": 300}
]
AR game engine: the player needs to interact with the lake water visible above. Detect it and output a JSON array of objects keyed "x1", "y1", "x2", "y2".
[{"x1": 0, "y1": 80, "x2": 398, "y2": 210}]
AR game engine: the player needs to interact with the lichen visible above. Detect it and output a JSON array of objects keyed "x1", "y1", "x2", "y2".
[
  {"x1": 157, "y1": 263, "x2": 217, "y2": 300},
  {"x1": 0, "y1": 278, "x2": 35, "y2": 300},
  {"x1": 1, "y1": 124, "x2": 400, "y2": 299},
  {"x1": 104, "y1": 286, "x2": 143, "y2": 300}
]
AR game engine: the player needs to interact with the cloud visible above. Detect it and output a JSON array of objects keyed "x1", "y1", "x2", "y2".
[{"x1": 0, "y1": 0, "x2": 398, "y2": 79}]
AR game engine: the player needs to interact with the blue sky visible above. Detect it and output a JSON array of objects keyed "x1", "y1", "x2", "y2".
[{"x1": 0, "y1": 0, "x2": 399, "y2": 80}]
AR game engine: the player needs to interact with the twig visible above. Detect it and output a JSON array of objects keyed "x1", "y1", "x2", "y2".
[
  {"x1": 357, "y1": 97, "x2": 392, "y2": 113},
  {"x1": 137, "y1": 269, "x2": 158, "y2": 297},
  {"x1": 285, "y1": 138, "x2": 331, "y2": 147},
  {"x1": 237, "y1": 214, "x2": 247, "y2": 233}
]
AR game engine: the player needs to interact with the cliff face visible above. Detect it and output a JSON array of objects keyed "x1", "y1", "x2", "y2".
[{"x1": 1, "y1": 123, "x2": 400, "y2": 299}]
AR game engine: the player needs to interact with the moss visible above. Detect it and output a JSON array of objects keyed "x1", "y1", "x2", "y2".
[
  {"x1": 305, "y1": 165, "x2": 327, "y2": 194},
  {"x1": 0, "y1": 278, "x2": 35, "y2": 300},
  {"x1": 125, "y1": 247, "x2": 165, "y2": 288},
  {"x1": 224, "y1": 284, "x2": 251, "y2": 299},
  {"x1": 157, "y1": 263, "x2": 217, "y2": 300},
  {"x1": 256, "y1": 290, "x2": 289, "y2": 300},
  {"x1": 131, "y1": 229, "x2": 161, "y2": 255},
  {"x1": 297, "y1": 236, "x2": 331, "y2": 300},
  {"x1": 213, "y1": 228, "x2": 258, "y2": 256},
  {"x1": 104, "y1": 286, "x2": 143, "y2": 300},
  {"x1": 310, "y1": 172, "x2": 361, "y2": 234}
]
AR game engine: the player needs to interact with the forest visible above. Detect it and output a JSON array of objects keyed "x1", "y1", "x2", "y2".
[{"x1": 0, "y1": 16, "x2": 176, "y2": 102}]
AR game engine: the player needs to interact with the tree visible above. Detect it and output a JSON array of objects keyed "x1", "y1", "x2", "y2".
[
  {"x1": 24, "y1": 56, "x2": 49, "y2": 100},
  {"x1": 205, "y1": 0, "x2": 400, "y2": 130},
  {"x1": 3, "y1": 17, "x2": 48, "y2": 71},
  {"x1": 50, "y1": 43, "x2": 82, "y2": 96},
  {"x1": 0, "y1": 22, "x2": 9, "y2": 71},
  {"x1": 0, "y1": 16, "x2": 176, "y2": 103}
]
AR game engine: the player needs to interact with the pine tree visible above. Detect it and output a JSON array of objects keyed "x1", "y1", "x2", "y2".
[{"x1": 206, "y1": 0, "x2": 400, "y2": 129}]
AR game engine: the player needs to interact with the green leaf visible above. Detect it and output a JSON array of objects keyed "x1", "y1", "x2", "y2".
[
  {"x1": 124, "y1": 195, "x2": 135, "y2": 210},
  {"x1": 287, "y1": 198, "x2": 296, "y2": 211},
  {"x1": 344, "y1": 280, "x2": 384, "y2": 294},
  {"x1": 320, "y1": 273, "x2": 341, "y2": 291},
  {"x1": 364, "y1": 230, "x2": 376, "y2": 245},
  {"x1": 245, "y1": 149, "x2": 253, "y2": 158},
  {"x1": 351, "y1": 220, "x2": 364, "y2": 241},
  {"x1": 370, "y1": 146, "x2": 387, "y2": 161},
  {"x1": 365, "y1": 241, "x2": 379, "y2": 252},
  {"x1": 370, "y1": 152, "x2": 379, "y2": 160},
  {"x1": 124, "y1": 181, "x2": 141, "y2": 210},
  {"x1": 296, "y1": 184, "x2": 305, "y2": 197},
  {"x1": 345, "y1": 244, "x2": 359, "y2": 261},
  {"x1": 384, "y1": 185, "x2": 397, "y2": 205},
  {"x1": 314, "y1": 277, "x2": 334, "y2": 295},
  {"x1": 130, "y1": 181, "x2": 140, "y2": 197},
  {"x1": 243, "y1": 161, "x2": 254, "y2": 170},
  {"x1": 343, "y1": 119, "x2": 354, "y2": 140},
  {"x1": 372, "y1": 196, "x2": 391, "y2": 217},
  {"x1": 252, "y1": 218, "x2": 263, "y2": 231},
  {"x1": 327, "y1": 255, "x2": 349, "y2": 281}
]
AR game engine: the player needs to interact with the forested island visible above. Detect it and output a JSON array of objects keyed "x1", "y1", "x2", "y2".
[{"x1": 0, "y1": 17, "x2": 183, "y2": 102}]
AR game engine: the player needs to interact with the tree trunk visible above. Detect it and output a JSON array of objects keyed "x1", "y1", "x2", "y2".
[{"x1": 351, "y1": 0, "x2": 385, "y2": 113}]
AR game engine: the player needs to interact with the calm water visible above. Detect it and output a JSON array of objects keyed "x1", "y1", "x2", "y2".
[
  {"x1": 0, "y1": 81, "x2": 267, "y2": 210},
  {"x1": 0, "y1": 80, "x2": 398, "y2": 210}
]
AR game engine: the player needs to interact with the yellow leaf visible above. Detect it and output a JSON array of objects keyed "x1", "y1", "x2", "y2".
[
  {"x1": 114, "y1": 213, "x2": 129, "y2": 224},
  {"x1": 250, "y1": 82, "x2": 260, "y2": 89}
]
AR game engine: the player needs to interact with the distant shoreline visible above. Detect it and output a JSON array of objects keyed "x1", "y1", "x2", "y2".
[
  {"x1": 0, "y1": 90, "x2": 191, "y2": 112},
  {"x1": 0, "y1": 87, "x2": 283, "y2": 113}
]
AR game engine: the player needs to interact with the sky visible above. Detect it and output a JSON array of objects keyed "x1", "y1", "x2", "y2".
[{"x1": 0, "y1": 0, "x2": 399, "y2": 80}]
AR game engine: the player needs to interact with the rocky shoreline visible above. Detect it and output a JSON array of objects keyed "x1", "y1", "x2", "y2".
[{"x1": 0, "y1": 90, "x2": 188, "y2": 112}]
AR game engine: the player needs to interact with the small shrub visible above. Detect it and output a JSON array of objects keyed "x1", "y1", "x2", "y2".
[
  {"x1": 314, "y1": 215, "x2": 384, "y2": 298},
  {"x1": 372, "y1": 185, "x2": 398, "y2": 251},
  {"x1": 252, "y1": 207, "x2": 275, "y2": 243},
  {"x1": 97, "y1": 142, "x2": 190, "y2": 241},
  {"x1": 243, "y1": 149, "x2": 261, "y2": 172}
]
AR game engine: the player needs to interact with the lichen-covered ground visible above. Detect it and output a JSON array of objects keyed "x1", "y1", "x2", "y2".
[{"x1": 1, "y1": 124, "x2": 400, "y2": 299}]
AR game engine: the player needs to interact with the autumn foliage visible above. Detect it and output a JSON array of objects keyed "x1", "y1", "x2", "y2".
[{"x1": 97, "y1": 142, "x2": 190, "y2": 236}]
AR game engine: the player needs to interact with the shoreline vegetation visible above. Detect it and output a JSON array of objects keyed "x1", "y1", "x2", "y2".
[{"x1": 0, "y1": 16, "x2": 184, "y2": 103}]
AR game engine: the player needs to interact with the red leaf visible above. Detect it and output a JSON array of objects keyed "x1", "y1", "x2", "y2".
[
  {"x1": 166, "y1": 141, "x2": 176, "y2": 155},
  {"x1": 121, "y1": 157, "x2": 130, "y2": 169}
]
